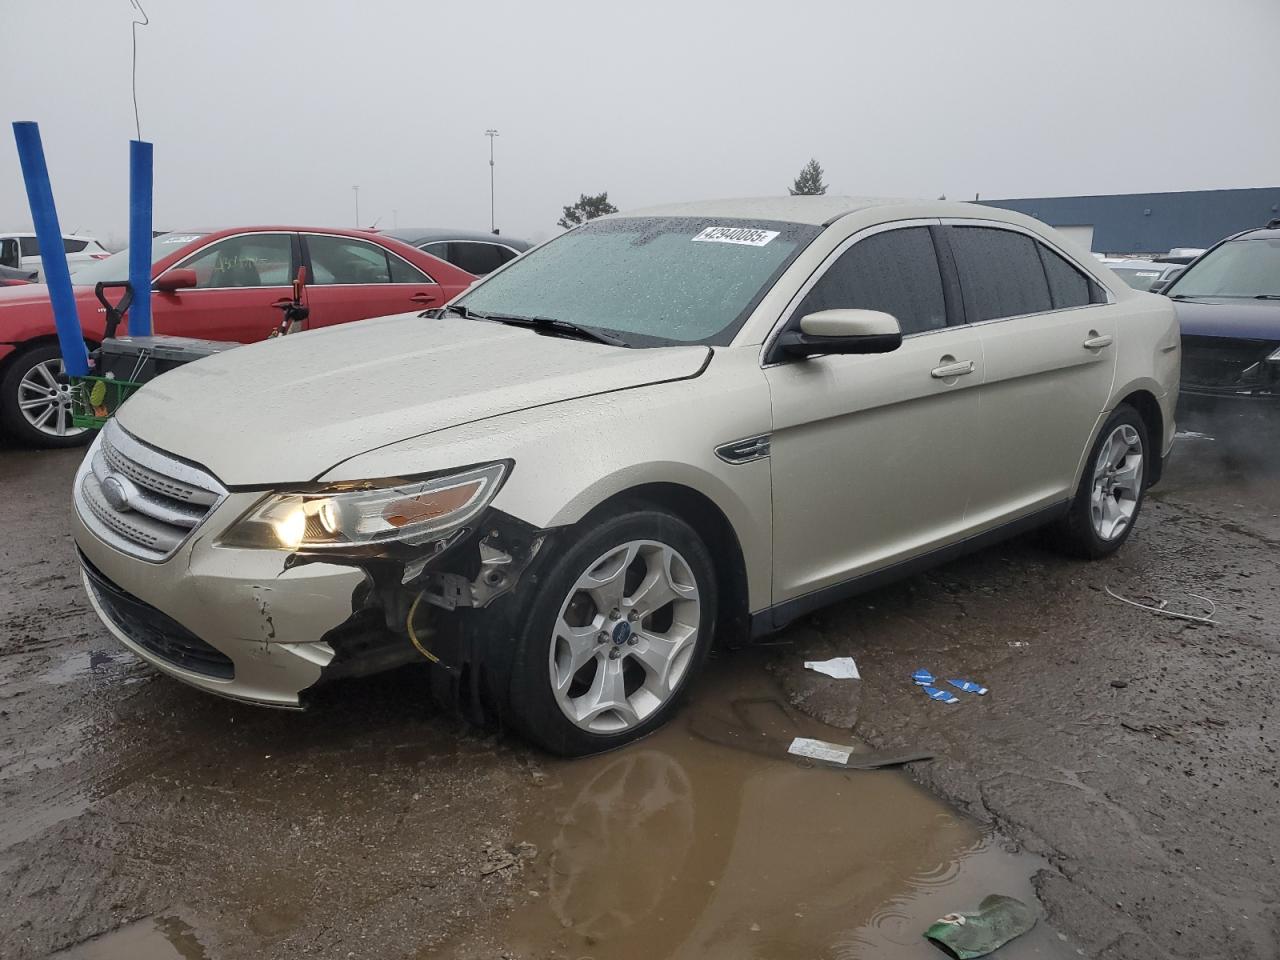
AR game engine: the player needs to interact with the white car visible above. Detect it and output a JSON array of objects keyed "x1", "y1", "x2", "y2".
[
  {"x1": 0, "y1": 231, "x2": 110, "y2": 278},
  {"x1": 1099, "y1": 257, "x2": 1185, "y2": 292},
  {"x1": 72, "y1": 197, "x2": 1179, "y2": 755}
]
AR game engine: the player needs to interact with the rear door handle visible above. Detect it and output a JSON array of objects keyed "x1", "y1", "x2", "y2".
[
  {"x1": 1083, "y1": 334, "x2": 1114, "y2": 350},
  {"x1": 409, "y1": 291, "x2": 440, "y2": 305},
  {"x1": 930, "y1": 360, "x2": 975, "y2": 379}
]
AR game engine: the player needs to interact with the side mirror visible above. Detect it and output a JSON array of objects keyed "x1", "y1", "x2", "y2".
[
  {"x1": 154, "y1": 268, "x2": 198, "y2": 292},
  {"x1": 775, "y1": 309, "x2": 903, "y2": 359}
]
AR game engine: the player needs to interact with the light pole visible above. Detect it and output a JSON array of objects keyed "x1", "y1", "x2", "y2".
[
  {"x1": 352, "y1": 185, "x2": 360, "y2": 227},
  {"x1": 485, "y1": 129, "x2": 499, "y2": 234}
]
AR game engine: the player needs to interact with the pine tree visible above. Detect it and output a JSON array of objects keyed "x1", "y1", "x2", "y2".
[
  {"x1": 788, "y1": 158, "x2": 828, "y2": 196},
  {"x1": 557, "y1": 192, "x2": 619, "y2": 229}
]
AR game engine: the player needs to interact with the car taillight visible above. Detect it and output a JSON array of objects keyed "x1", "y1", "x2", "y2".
[{"x1": 90, "y1": 253, "x2": 110, "y2": 260}]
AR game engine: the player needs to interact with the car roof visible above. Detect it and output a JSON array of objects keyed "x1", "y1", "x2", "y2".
[
  {"x1": 0, "y1": 231, "x2": 99, "y2": 240},
  {"x1": 1234, "y1": 224, "x2": 1280, "y2": 241},
  {"x1": 383, "y1": 227, "x2": 531, "y2": 250},
  {"x1": 605, "y1": 196, "x2": 1034, "y2": 228}
]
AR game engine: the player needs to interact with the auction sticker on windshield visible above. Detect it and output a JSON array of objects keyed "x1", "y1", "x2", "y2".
[{"x1": 692, "y1": 226, "x2": 780, "y2": 246}]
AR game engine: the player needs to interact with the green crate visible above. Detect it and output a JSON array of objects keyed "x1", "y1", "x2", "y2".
[{"x1": 70, "y1": 375, "x2": 144, "y2": 429}]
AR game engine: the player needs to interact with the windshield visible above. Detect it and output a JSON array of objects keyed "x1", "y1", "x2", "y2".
[
  {"x1": 454, "y1": 216, "x2": 820, "y2": 346},
  {"x1": 1166, "y1": 237, "x2": 1280, "y2": 298},
  {"x1": 69, "y1": 233, "x2": 207, "y2": 285},
  {"x1": 1111, "y1": 266, "x2": 1165, "y2": 291}
]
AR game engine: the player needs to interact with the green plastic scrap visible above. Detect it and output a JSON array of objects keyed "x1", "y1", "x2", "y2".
[{"x1": 923, "y1": 894, "x2": 1036, "y2": 958}]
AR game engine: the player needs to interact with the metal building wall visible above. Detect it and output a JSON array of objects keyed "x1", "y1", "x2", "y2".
[{"x1": 979, "y1": 187, "x2": 1280, "y2": 254}]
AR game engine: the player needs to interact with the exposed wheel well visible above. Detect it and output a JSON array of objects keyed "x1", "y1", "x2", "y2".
[
  {"x1": 0, "y1": 335, "x2": 99, "y2": 378},
  {"x1": 1117, "y1": 389, "x2": 1164, "y2": 486},
  {"x1": 581, "y1": 483, "x2": 752, "y2": 647}
]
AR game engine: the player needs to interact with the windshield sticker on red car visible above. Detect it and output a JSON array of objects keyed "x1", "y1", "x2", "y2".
[{"x1": 691, "y1": 226, "x2": 780, "y2": 247}]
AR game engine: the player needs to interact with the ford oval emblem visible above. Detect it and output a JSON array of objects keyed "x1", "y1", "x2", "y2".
[
  {"x1": 611, "y1": 620, "x2": 632, "y2": 645},
  {"x1": 101, "y1": 475, "x2": 131, "y2": 512}
]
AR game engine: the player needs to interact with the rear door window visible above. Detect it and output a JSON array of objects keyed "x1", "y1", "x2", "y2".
[
  {"x1": 794, "y1": 226, "x2": 947, "y2": 335},
  {"x1": 63, "y1": 238, "x2": 89, "y2": 253},
  {"x1": 307, "y1": 235, "x2": 392, "y2": 284},
  {"x1": 949, "y1": 227, "x2": 1053, "y2": 321},
  {"x1": 450, "y1": 241, "x2": 509, "y2": 275}
]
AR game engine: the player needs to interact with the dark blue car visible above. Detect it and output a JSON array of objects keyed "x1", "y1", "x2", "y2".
[{"x1": 1163, "y1": 220, "x2": 1280, "y2": 405}]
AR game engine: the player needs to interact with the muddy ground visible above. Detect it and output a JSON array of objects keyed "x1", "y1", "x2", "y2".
[{"x1": 1, "y1": 405, "x2": 1277, "y2": 960}]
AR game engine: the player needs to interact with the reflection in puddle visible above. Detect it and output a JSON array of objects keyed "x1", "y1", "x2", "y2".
[
  {"x1": 443, "y1": 657, "x2": 1077, "y2": 959},
  {"x1": 52, "y1": 913, "x2": 207, "y2": 960}
]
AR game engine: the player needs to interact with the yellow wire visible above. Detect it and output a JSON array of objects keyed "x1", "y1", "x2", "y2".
[{"x1": 406, "y1": 591, "x2": 440, "y2": 664}]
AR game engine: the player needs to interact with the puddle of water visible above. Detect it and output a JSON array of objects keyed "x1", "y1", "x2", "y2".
[
  {"x1": 38, "y1": 649, "x2": 146, "y2": 687},
  {"x1": 51, "y1": 913, "x2": 207, "y2": 960},
  {"x1": 437, "y1": 657, "x2": 1078, "y2": 960}
]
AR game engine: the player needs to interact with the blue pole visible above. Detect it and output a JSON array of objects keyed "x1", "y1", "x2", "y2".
[
  {"x1": 128, "y1": 140, "x2": 154, "y2": 336},
  {"x1": 11, "y1": 121, "x2": 90, "y2": 376}
]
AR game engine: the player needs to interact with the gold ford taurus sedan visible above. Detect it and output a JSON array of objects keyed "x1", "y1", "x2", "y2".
[{"x1": 73, "y1": 196, "x2": 1179, "y2": 755}]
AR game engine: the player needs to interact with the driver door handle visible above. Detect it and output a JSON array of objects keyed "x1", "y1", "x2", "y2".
[
  {"x1": 270, "y1": 297, "x2": 295, "y2": 307},
  {"x1": 1083, "y1": 334, "x2": 1114, "y2": 350},
  {"x1": 930, "y1": 359, "x2": 975, "y2": 379}
]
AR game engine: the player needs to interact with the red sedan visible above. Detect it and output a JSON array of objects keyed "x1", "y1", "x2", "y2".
[{"x1": 0, "y1": 227, "x2": 475, "y2": 447}]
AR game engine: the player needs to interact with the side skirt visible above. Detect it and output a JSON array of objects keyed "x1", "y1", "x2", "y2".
[{"x1": 749, "y1": 500, "x2": 1069, "y2": 639}]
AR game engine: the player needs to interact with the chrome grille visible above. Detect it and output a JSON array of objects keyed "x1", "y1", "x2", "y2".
[{"x1": 74, "y1": 420, "x2": 226, "y2": 562}]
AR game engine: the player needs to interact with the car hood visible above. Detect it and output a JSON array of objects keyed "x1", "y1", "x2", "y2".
[
  {"x1": 1174, "y1": 298, "x2": 1280, "y2": 340},
  {"x1": 116, "y1": 313, "x2": 711, "y2": 486}
]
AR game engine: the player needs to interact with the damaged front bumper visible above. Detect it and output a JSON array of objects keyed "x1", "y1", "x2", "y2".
[{"x1": 73, "y1": 493, "x2": 550, "y2": 709}]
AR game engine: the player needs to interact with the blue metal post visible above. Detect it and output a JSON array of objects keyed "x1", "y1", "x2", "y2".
[
  {"x1": 11, "y1": 121, "x2": 90, "y2": 376},
  {"x1": 128, "y1": 139, "x2": 154, "y2": 336}
]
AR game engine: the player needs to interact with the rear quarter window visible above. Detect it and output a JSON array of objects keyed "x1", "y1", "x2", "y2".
[{"x1": 1038, "y1": 245, "x2": 1104, "y2": 307}]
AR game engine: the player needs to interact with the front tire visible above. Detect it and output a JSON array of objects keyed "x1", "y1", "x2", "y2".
[
  {"x1": 507, "y1": 507, "x2": 718, "y2": 756},
  {"x1": 1050, "y1": 403, "x2": 1149, "y2": 559},
  {"x1": 0, "y1": 343, "x2": 92, "y2": 448}
]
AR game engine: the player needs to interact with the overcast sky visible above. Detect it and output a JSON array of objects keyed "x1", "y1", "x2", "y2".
[{"x1": 3, "y1": 0, "x2": 1278, "y2": 246}]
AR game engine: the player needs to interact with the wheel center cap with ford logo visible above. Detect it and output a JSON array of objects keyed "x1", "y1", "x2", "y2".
[{"x1": 611, "y1": 620, "x2": 632, "y2": 645}]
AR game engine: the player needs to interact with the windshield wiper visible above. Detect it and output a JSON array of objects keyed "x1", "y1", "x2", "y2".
[
  {"x1": 1254, "y1": 294, "x2": 1280, "y2": 300},
  {"x1": 436, "y1": 304, "x2": 629, "y2": 346}
]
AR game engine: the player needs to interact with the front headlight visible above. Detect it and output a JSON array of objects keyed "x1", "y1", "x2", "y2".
[{"x1": 218, "y1": 461, "x2": 510, "y2": 551}]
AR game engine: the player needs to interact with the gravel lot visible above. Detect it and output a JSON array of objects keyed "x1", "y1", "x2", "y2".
[{"x1": 2, "y1": 406, "x2": 1276, "y2": 959}]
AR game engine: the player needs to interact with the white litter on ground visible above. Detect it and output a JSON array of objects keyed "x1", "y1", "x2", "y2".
[
  {"x1": 803, "y1": 657, "x2": 861, "y2": 679},
  {"x1": 1174, "y1": 430, "x2": 1215, "y2": 441},
  {"x1": 788, "y1": 737, "x2": 855, "y2": 764}
]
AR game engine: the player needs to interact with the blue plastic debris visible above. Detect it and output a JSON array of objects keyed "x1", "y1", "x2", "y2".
[
  {"x1": 912, "y1": 669, "x2": 935, "y2": 686},
  {"x1": 922, "y1": 685, "x2": 960, "y2": 704},
  {"x1": 948, "y1": 679, "x2": 989, "y2": 696}
]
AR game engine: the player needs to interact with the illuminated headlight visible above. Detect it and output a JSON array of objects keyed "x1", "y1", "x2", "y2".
[{"x1": 218, "y1": 462, "x2": 510, "y2": 551}]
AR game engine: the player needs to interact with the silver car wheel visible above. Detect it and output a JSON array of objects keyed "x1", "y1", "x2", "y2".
[
  {"x1": 549, "y1": 539, "x2": 701, "y2": 734},
  {"x1": 1090, "y1": 423, "x2": 1143, "y2": 541},
  {"x1": 18, "y1": 357, "x2": 84, "y2": 439}
]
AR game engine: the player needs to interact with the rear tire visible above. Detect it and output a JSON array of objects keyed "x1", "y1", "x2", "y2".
[
  {"x1": 506, "y1": 507, "x2": 718, "y2": 756},
  {"x1": 1049, "y1": 403, "x2": 1149, "y2": 560},
  {"x1": 0, "y1": 343, "x2": 92, "y2": 448}
]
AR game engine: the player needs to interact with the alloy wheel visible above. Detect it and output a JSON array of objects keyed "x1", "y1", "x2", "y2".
[
  {"x1": 549, "y1": 539, "x2": 701, "y2": 734},
  {"x1": 17, "y1": 357, "x2": 84, "y2": 439},
  {"x1": 1090, "y1": 423, "x2": 1143, "y2": 541}
]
